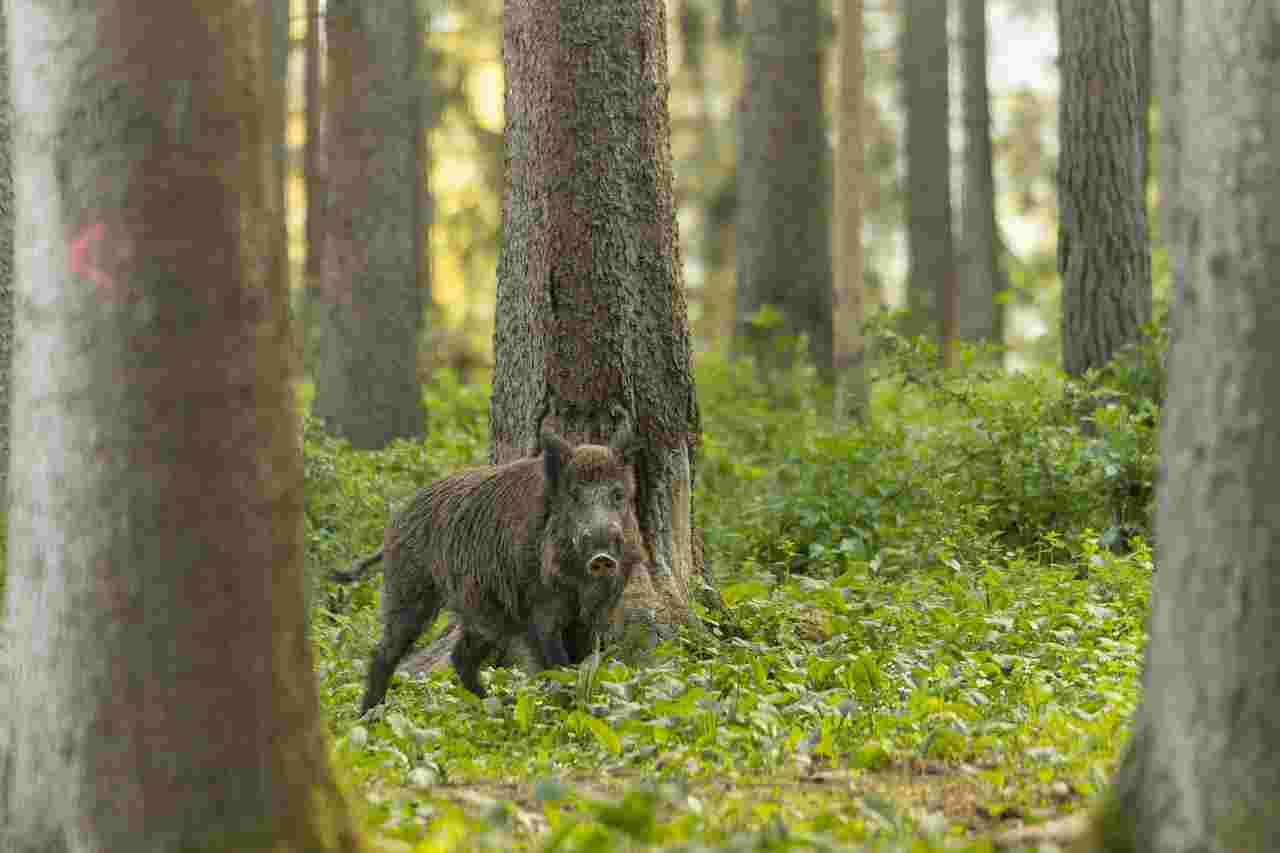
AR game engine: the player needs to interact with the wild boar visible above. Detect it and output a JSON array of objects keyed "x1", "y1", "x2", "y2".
[{"x1": 332, "y1": 425, "x2": 644, "y2": 709}]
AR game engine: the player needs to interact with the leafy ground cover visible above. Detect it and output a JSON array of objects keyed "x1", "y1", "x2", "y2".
[{"x1": 308, "y1": 338, "x2": 1159, "y2": 851}]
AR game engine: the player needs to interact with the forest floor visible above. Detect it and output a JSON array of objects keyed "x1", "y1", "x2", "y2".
[{"x1": 307, "y1": 348, "x2": 1157, "y2": 851}]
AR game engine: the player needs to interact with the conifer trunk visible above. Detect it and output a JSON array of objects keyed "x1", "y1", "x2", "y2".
[
  {"x1": 491, "y1": 0, "x2": 706, "y2": 640},
  {"x1": 1, "y1": 2, "x2": 360, "y2": 849}
]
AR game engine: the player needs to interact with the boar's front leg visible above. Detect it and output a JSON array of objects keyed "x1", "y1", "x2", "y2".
[
  {"x1": 527, "y1": 619, "x2": 571, "y2": 672},
  {"x1": 450, "y1": 628, "x2": 497, "y2": 697}
]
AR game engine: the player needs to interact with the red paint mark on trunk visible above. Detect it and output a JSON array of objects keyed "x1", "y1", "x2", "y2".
[{"x1": 71, "y1": 223, "x2": 116, "y2": 293}]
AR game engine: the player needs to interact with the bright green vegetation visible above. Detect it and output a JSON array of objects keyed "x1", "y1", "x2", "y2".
[{"x1": 308, "y1": 333, "x2": 1161, "y2": 851}]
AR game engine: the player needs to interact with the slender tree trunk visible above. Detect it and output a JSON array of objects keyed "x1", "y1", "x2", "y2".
[
  {"x1": 959, "y1": 0, "x2": 1006, "y2": 349},
  {"x1": 1131, "y1": 0, "x2": 1151, "y2": 196},
  {"x1": 0, "y1": 1, "x2": 360, "y2": 849},
  {"x1": 834, "y1": 0, "x2": 868, "y2": 419},
  {"x1": 314, "y1": 0, "x2": 425, "y2": 448},
  {"x1": 304, "y1": 0, "x2": 323, "y2": 366},
  {"x1": 1155, "y1": 0, "x2": 1183, "y2": 302},
  {"x1": 735, "y1": 0, "x2": 834, "y2": 378},
  {"x1": 901, "y1": 0, "x2": 957, "y2": 357},
  {"x1": 1092, "y1": 6, "x2": 1280, "y2": 850},
  {"x1": 492, "y1": 0, "x2": 705, "y2": 642},
  {"x1": 1058, "y1": 0, "x2": 1151, "y2": 377},
  {"x1": 0, "y1": 0, "x2": 11, "y2": 510}
]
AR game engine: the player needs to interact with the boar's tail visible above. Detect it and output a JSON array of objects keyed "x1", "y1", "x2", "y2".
[{"x1": 330, "y1": 550, "x2": 384, "y2": 584}]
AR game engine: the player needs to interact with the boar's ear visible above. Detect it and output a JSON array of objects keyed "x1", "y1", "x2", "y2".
[
  {"x1": 540, "y1": 429, "x2": 573, "y2": 490},
  {"x1": 608, "y1": 406, "x2": 639, "y2": 461}
]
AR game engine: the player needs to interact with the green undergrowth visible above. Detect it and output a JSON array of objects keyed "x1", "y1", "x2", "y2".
[{"x1": 308, "y1": 338, "x2": 1161, "y2": 852}]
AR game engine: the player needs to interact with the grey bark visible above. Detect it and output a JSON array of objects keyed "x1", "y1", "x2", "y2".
[
  {"x1": 1131, "y1": 0, "x2": 1151, "y2": 195},
  {"x1": 313, "y1": 0, "x2": 425, "y2": 448},
  {"x1": 1155, "y1": 0, "x2": 1184, "y2": 301},
  {"x1": 735, "y1": 0, "x2": 834, "y2": 378},
  {"x1": 0, "y1": 1, "x2": 360, "y2": 849},
  {"x1": 0, "y1": 1, "x2": 10, "y2": 511},
  {"x1": 1096, "y1": 6, "x2": 1280, "y2": 850},
  {"x1": 1058, "y1": 0, "x2": 1151, "y2": 377},
  {"x1": 959, "y1": 0, "x2": 1006, "y2": 348},
  {"x1": 491, "y1": 0, "x2": 705, "y2": 643},
  {"x1": 834, "y1": 0, "x2": 868, "y2": 420},
  {"x1": 901, "y1": 0, "x2": 957, "y2": 349}
]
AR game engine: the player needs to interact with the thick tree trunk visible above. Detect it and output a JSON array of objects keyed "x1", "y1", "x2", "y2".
[
  {"x1": 735, "y1": 0, "x2": 834, "y2": 378},
  {"x1": 901, "y1": 0, "x2": 957, "y2": 354},
  {"x1": 1092, "y1": 6, "x2": 1280, "y2": 850},
  {"x1": 313, "y1": 0, "x2": 425, "y2": 448},
  {"x1": 834, "y1": 0, "x2": 868, "y2": 420},
  {"x1": 490, "y1": 0, "x2": 704, "y2": 645},
  {"x1": 958, "y1": 0, "x2": 1006, "y2": 349},
  {"x1": 0, "y1": 2, "x2": 360, "y2": 850},
  {"x1": 1058, "y1": 0, "x2": 1151, "y2": 377}
]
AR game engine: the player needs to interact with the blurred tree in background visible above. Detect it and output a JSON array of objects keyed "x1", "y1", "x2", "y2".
[{"x1": 281, "y1": 0, "x2": 1124, "y2": 381}]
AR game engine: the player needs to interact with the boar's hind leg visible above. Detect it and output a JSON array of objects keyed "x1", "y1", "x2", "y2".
[
  {"x1": 450, "y1": 629, "x2": 498, "y2": 698},
  {"x1": 361, "y1": 594, "x2": 441, "y2": 713}
]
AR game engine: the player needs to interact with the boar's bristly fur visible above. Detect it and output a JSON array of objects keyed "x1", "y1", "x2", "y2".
[{"x1": 334, "y1": 427, "x2": 643, "y2": 710}]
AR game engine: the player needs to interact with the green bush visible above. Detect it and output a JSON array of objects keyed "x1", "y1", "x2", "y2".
[{"x1": 696, "y1": 330, "x2": 1159, "y2": 580}]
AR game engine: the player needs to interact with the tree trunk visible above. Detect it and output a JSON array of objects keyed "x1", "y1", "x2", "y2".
[
  {"x1": 0, "y1": 2, "x2": 360, "y2": 849},
  {"x1": 1130, "y1": 0, "x2": 1151, "y2": 196},
  {"x1": 901, "y1": 0, "x2": 957, "y2": 356},
  {"x1": 0, "y1": 0, "x2": 11, "y2": 510},
  {"x1": 303, "y1": 0, "x2": 324, "y2": 366},
  {"x1": 313, "y1": 0, "x2": 426, "y2": 448},
  {"x1": 1058, "y1": 0, "x2": 1151, "y2": 377},
  {"x1": 491, "y1": 0, "x2": 705, "y2": 645},
  {"x1": 958, "y1": 0, "x2": 1006, "y2": 349},
  {"x1": 1154, "y1": 0, "x2": 1183, "y2": 301},
  {"x1": 834, "y1": 0, "x2": 868, "y2": 420},
  {"x1": 735, "y1": 0, "x2": 834, "y2": 378},
  {"x1": 1091, "y1": 6, "x2": 1280, "y2": 850}
]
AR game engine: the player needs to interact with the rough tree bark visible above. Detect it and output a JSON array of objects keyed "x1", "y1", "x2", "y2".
[
  {"x1": 959, "y1": 0, "x2": 1007, "y2": 349},
  {"x1": 1058, "y1": 0, "x2": 1151, "y2": 377},
  {"x1": 1090, "y1": 5, "x2": 1280, "y2": 850},
  {"x1": 313, "y1": 0, "x2": 426, "y2": 448},
  {"x1": 0, "y1": 1, "x2": 360, "y2": 849},
  {"x1": 901, "y1": 0, "x2": 958, "y2": 356},
  {"x1": 490, "y1": 0, "x2": 706, "y2": 647},
  {"x1": 735, "y1": 0, "x2": 834, "y2": 377},
  {"x1": 834, "y1": 0, "x2": 868, "y2": 419}
]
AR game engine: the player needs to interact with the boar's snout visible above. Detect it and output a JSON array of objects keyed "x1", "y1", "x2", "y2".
[{"x1": 587, "y1": 551, "x2": 620, "y2": 577}]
